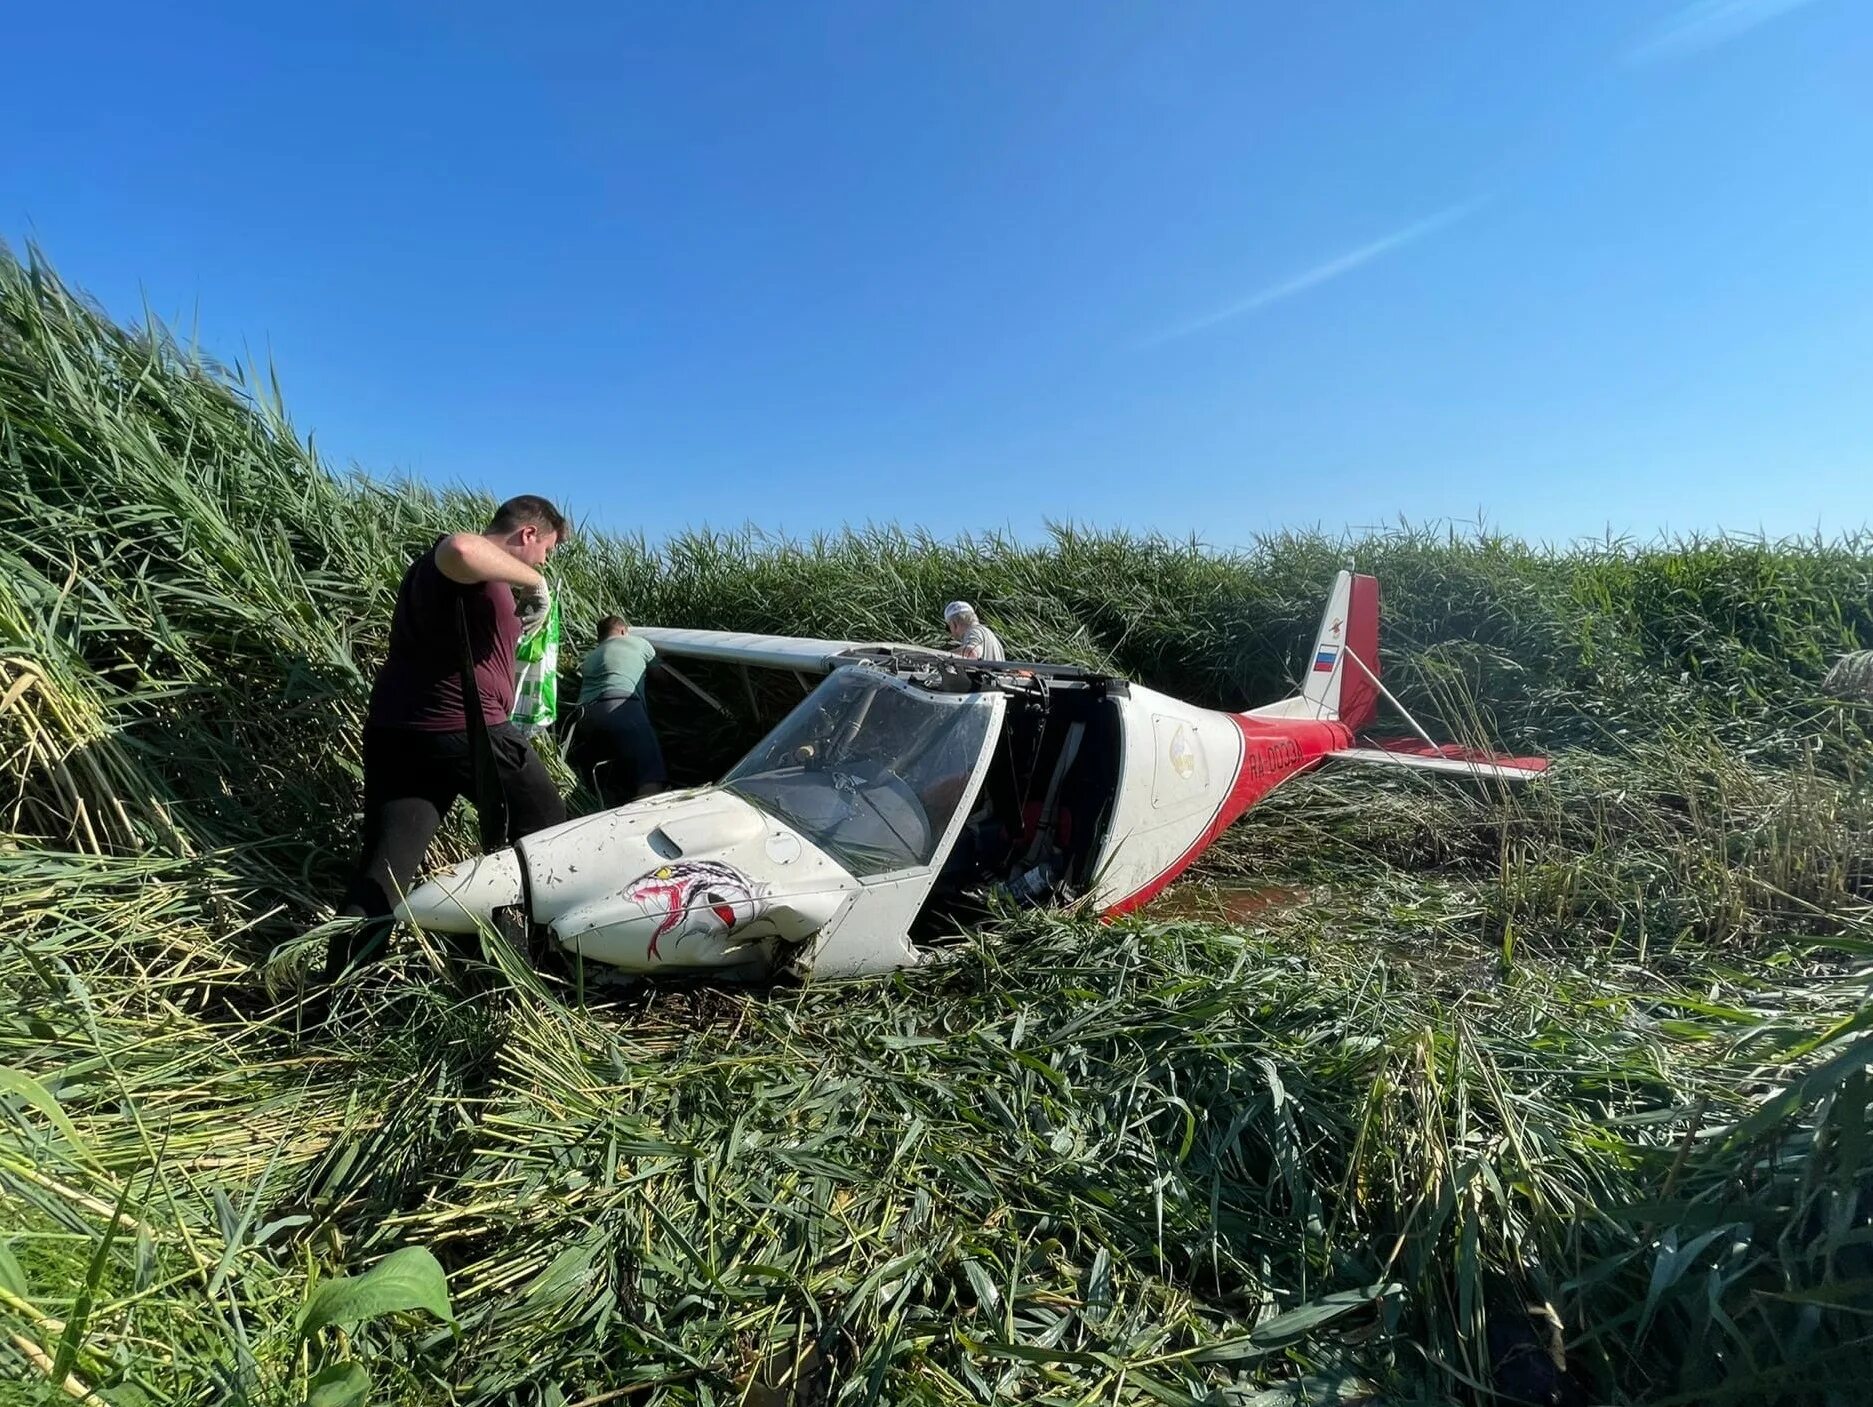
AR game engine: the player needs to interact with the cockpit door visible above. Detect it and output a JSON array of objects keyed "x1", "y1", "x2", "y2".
[{"x1": 799, "y1": 690, "x2": 1007, "y2": 978}]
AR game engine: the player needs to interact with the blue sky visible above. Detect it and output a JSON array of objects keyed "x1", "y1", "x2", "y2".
[{"x1": 4, "y1": 1, "x2": 1869, "y2": 547}]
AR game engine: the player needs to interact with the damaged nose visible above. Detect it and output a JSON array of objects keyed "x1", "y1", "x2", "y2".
[{"x1": 396, "y1": 849, "x2": 524, "y2": 934}]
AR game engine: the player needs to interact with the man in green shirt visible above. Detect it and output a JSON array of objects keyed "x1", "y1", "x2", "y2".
[{"x1": 568, "y1": 616, "x2": 667, "y2": 807}]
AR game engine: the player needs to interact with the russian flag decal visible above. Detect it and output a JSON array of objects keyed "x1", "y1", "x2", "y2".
[{"x1": 1313, "y1": 648, "x2": 1338, "y2": 672}]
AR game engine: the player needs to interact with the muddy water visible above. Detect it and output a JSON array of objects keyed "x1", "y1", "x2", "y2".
[{"x1": 1143, "y1": 882, "x2": 1305, "y2": 924}]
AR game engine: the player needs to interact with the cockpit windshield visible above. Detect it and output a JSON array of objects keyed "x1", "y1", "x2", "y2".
[{"x1": 723, "y1": 668, "x2": 996, "y2": 877}]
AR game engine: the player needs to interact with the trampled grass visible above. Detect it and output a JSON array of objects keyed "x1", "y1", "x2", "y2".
[{"x1": 3, "y1": 241, "x2": 1871, "y2": 1405}]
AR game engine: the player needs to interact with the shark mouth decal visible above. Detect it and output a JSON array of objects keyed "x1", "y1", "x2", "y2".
[{"x1": 625, "y1": 861, "x2": 768, "y2": 961}]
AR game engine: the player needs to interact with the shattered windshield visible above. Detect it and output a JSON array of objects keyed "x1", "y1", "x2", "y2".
[{"x1": 723, "y1": 668, "x2": 995, "y2": 877}]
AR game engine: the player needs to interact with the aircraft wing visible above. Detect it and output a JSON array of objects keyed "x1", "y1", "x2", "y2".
[{"x1": 632, "y1": 626, "x2": 939, "y2": 674}]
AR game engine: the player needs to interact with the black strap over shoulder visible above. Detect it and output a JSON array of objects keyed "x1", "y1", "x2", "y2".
[{"x1": 455, "y1": 591, "x2": 509, "y2": 852}]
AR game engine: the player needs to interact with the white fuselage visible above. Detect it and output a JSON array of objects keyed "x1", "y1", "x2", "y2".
[
  {"x1": 395, "y1": 653, "x2": 1358, "y2": 981},
  {"x1": 400, "y1": 789, "x2": 869, "y2": 976},
  {"x1": 398, "y1": 674, "x2": 1007, "y2": 979}
]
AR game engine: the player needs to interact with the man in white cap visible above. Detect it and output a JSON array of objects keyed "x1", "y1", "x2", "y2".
[{"x1": 943, "y1": 600, "x2": 1005, "y2": 661}]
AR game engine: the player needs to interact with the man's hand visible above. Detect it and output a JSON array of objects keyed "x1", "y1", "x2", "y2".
[
  {"x1": 436, "y1": 532, "x2": 545, "y2": 590},
  {"x1": 516, "y1": 583, "x2": 551, "y2": 635}
]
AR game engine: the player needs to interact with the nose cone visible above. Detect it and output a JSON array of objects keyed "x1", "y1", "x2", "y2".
[{"x1": 396, "y1": 849, "x2": 524, "y2": 934}]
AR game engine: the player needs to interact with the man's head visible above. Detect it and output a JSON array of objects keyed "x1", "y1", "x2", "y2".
[
  {"x1": 486, "y1": 494, "x2": 570, "y2": 568},
  {"x1": 596, "y1": 614, "x2": 630, "y2": 640},
  {"x1": 943, "y1": 600, "x2": 977, "y2": 641}
]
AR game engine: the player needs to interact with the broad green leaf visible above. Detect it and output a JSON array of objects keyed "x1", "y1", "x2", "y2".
[
  {"x1": 0, "y1": 1068, "x2": 93, "y2": 1162},
  {"x1": 299, "y1": 1246, "x2": 456, "y2": 1339},
  {"x1": 1192, "y1": 1284, "x2": 1402, "y2": 1362},
  {"x1": 306, "y1": 1361, "x2": 371, "y2": 1407},
  {"x1": 1134, "y1": 1373, "x2": 1206, "y2": 1407},
  {"x1": 970, "y1": 1337, "x2": 1108, "y2": 1369},
  {"x1": 1011, "y1": 1050, "x2": 1069, "y2": 1091},
  {"x1": 53, "y1": 1169, "x2": 134, "y2": 1384},
  {"x1": 1083, "y1": 1246, "x2": 1112, "y2": 1322},
  {"x1": 960, "y1": 1257, "x2": 1001, "y2": 1313},
  {"x1": 524, "y1": 1243, "x2": 596, "y2": 1305},
  {"x1": 0, "y1": 1240, "x2": 26, "y2": 1297}
]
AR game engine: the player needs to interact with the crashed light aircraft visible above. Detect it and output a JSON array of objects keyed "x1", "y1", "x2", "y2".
[{"x1": 399, "y1": 572, "x2": 1548, "y2": 979}]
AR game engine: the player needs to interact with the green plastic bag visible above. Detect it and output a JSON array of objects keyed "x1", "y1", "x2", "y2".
[{"x1": 511, "y1": 586, "x2": 562, "y2": 736}]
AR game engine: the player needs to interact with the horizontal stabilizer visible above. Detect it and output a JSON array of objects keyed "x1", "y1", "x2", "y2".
[{"x1": 1331, "y1": 740, "x2": 1549, "y2": 783}]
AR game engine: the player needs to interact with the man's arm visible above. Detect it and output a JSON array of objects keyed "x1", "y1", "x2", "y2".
[{"x1": 435, "y1": 532, "x2": 544, "y2": 589}]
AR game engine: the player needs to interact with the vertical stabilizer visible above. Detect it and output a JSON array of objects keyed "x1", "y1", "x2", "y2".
[
  {"x1": 1247, "y1": 570, "x2": 1380, "y2": 727},
  {"x1": 1331, "y1": 573, "x2": 1379, "y2": 730}
]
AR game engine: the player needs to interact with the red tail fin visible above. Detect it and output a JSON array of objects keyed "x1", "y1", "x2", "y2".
[
  {"x1": 1338, "y1": 573, "x2": 1380, "y2": 732},
  {"x1": 1245, "y1": 570, "x2": 1382, "y2": 726}
]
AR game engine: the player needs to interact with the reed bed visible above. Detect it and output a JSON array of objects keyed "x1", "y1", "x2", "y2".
[{"x1": 2, "y1": 242, "x2": 1870, "y2": 1405}]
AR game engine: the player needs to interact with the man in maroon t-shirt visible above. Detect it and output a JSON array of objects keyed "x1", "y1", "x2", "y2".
[{"x1": 326, "y1": 494, "x2": 572, "y2": 982}]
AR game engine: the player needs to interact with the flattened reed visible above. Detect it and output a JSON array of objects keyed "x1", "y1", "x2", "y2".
[{"x1": 3, "y1": 243, "x2": 1871, "y2": 1405}]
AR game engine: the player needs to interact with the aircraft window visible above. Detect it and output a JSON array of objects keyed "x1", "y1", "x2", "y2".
[{"x1": 723, "y1": 670, "x2": 994, "y2": 877}]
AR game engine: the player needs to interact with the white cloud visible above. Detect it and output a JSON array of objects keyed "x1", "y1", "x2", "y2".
[
  {"x1": 1139, "y1": 199, "x2": 1485, "y2": 349},
  {"x1": 1624, "y1": 0, "x2": 1822, "y2": 64}
]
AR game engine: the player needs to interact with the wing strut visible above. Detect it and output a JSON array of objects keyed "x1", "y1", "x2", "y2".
[
  {"x1": 659, "y1": 660, "x2": 731, "y2": 716},
  {"x1": 1333, "y1": 646, "x2": 1548, "y2": 782},
  {"x1": 1340, "y1": 646, "x2": 1440, "y2": 753}
]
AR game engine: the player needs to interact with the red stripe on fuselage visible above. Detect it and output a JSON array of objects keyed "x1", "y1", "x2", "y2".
[{"x1": 1102, "y1": 714, "x2": 1351, "y2": 917}]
